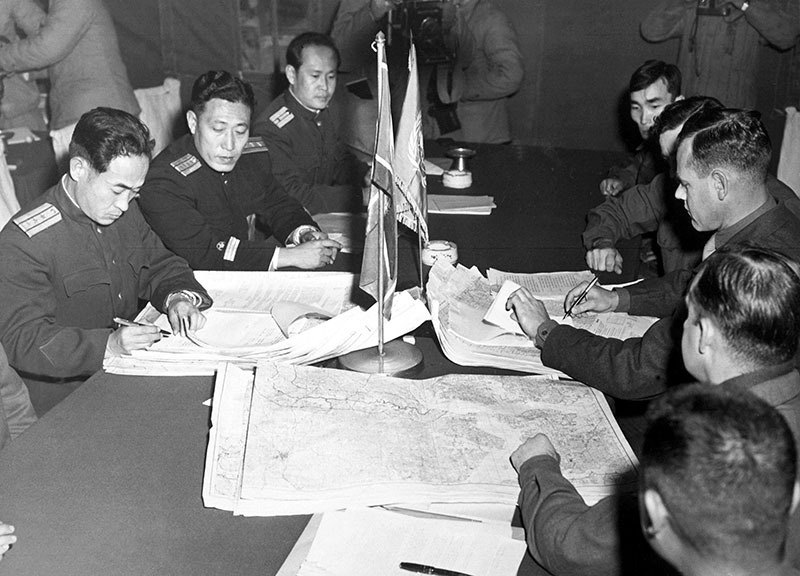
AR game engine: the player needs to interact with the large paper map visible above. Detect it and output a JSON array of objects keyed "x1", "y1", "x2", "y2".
[{"x1": 203, "y1": 362, "x2": 638, "y2": 516}]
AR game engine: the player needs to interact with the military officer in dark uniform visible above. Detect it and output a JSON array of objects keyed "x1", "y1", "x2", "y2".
[
  {"x1": 139, "y1": 70, "x2": 342, "y2": 271},
  {"x1": 0, "y1": 107, "x2": 211, "y2": 428},
  {"x1": 253, "y1": 32, "x2": 364, "y2": 215}
]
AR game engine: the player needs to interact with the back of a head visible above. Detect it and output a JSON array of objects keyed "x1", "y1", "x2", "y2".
[
  {"x1": 652, "y1": 96, "x2": 723, "y2": 140},
  {"x1": 285, "y1": 31, "x2": 340, "y2": 70},
  {"x1": 69, "y1": 107, "x2": 153, "y2": 174},
  {"x1": 642, "y1": 383, "x2": 797, "y2": 564},
  {"x1": 190, "y1": 70, "x2": 256, "y2": 115},
  {"x1": 687, "y1": 245, "x2": 800, "y2": 368},
  {"x1": 676, "y1": 107, "x2": 771, "y2": 182},
  {"x1": 629, "y1": 59, "x2": 681, "y2": 98}
]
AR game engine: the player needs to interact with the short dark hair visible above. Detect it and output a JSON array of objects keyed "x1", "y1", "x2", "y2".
[
  {"x1": 642, "y1": 383, "x2": 797, "y2": 562},
  {"x1": 651, "y1": 96, "x2": 723, "y2": 140},
  {"x1": 686, "y1": 245, "x2": 800, "y2": 366},
  {"x1": 286, "y1": 31, "x2": 340, "y2": 70},
  {"x1": 189, "y1": 70, "x2": 256, "y2": 115},
  {"x1": 676, "y1": 108, "x2": 771, "y2": 181},
  {"x1": 629, "y1": 60, "x2": 681, "y2": 98},
  {"x1": 69, "y1": 107, "x2": 153, "y2": 173}
]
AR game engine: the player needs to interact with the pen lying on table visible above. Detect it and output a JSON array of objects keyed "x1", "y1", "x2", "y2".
[
  {"x1": 399, "y1": 562, "x2": 474, "y2": 576},
  {"x1": 113, "y1": 317, "x2": 171, "y2": 337},
  {"x1": 562, "y1": 275, "x2": 599, "y2": 320}
]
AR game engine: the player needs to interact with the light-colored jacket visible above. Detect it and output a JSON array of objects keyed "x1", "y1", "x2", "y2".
[{"x1": 0, "y1": 0, "x2": 139, "y2": 129}]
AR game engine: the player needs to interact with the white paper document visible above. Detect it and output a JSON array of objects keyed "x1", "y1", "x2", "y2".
[
  {"x1": 428, "y1": 194, "x2": 496, "y2": 215},
  {"x1": 427, "y1": 262, "x2": 657, "y2": 376},
  {"x1": 292, "y1": 508, "x2": 526, "y2": 576},
  {"x1": 202, "y1": 362, "x2": 638, "y2": 516},
  {"x1": 104, "y1": 271, "x2": 429, "y2": 376},
  {"x1": 483, "y1": 280, "x2": 525, "y2": 335}
]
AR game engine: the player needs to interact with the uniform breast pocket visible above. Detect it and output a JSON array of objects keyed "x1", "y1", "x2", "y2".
[{"x1": 62, "y1": 267, "x2": 112, "y2": 299}]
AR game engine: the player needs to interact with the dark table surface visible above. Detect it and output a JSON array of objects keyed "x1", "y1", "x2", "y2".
[{"x1": 0, "y1": 143, "x2": 637, "y2": 575}]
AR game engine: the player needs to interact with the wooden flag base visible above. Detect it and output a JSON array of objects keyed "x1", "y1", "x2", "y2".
[{"x1": 338, "y1": 340, "x2": 423, "y2": 376}]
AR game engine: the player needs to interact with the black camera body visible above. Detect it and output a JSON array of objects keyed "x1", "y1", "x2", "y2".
[
  {"x1": 392, "y1": 0, "x2": 454, "y2": 65},
  {"x1": 696, "y1": 0, "x2": 732, "y2": 17}
]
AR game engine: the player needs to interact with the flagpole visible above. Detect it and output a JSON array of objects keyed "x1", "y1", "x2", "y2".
[
  {"x1": 338, "y1": 31, "x2": 422, "y2": 376},
  {"x1": 377, "y1": 157, "x2": 386, "y2": 365}
]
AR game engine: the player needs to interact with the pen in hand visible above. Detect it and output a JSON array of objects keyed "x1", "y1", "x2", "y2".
[
  {"x1": 562, "y1": 275, "x2": 599, "y2": 320},
  {"x1": 113, "y1": 317, "x2": 171, "y2": 337}
]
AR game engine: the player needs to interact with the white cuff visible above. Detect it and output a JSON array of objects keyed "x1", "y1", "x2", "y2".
[
  {"x1": 286, "y1": 225, "x2": 319, "y2": 246},
  {"x1": 269, "y1": 248, "x2": 280, "y2": 271},
  {"x1": 165, "y1": 290, "x2": 202, "y2": 308}
]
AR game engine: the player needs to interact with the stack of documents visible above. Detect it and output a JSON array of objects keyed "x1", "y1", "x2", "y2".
[
  {"x1": 104, "y1": 271, "x2": 429, "y2": 376},
  {"x1": 203, "y1": 361, "x2": 638, "y2": 516},
  {"x1": 281, "y1": 508, "x2": 526, "y2": 576},
  {"x1": 426, "y1": 262, "x2": 658, "y2": 375},
  {"x1": 428, "y1": 194, "x2": 496, "y2": 215}
]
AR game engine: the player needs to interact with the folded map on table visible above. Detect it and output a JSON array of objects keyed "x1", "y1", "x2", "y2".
[{"x1": 202, "y1": 361, "x2": 638, "y2": 516}]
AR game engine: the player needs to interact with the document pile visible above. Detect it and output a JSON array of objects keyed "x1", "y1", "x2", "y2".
[
  {"x1": 203, "y1": 361, "x2": 638, "y2": 516},
  {"x1": 104, "y1": 271, "x2": 429, "y2": 376},
  {"x1": 280, "y1": 508, "x2": 526, "y2": 576},
  {"x1": 428, "y1": 194, "x2": 496, "y2": 215},
  {"x1": 426, "y1": 261, "x2": 658, "y2": 375}
]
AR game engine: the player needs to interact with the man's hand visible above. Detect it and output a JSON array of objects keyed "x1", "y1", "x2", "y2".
[
  {"x1": 586, "y1": 247, "x2": 623, "y2": 274},
  {"x1": 106, "y1": 325, "x2": 161, "y2": 356},
  {"x1": 511, "y1": 434, "x2": 560, "y2": 473},
  {"x1": 599, "y1": 177, "x2": 624, "y2": 197},
  {"x1": 564, "y1": 281, "x2": 618, "y2": 316},
  {"x1": 0, "y1": 522, "x2": 16, "y2": 561},
  {"x1": 167, "y1": 297, "x2": 206, "y2": 337},
  {"x1": 279, "y1": 239, "x2": 343, "y2": 270},
  {"x1": 506, "y1": 287, "x2": 550, "y2": 339}
]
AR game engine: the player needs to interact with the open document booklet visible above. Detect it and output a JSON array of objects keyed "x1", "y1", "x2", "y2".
[
  {"x1": 426, "y1": 261, "x2": 658, "y2": 376},
  {"x1": 203, "y1": 362, "x2": 638, "y2": 517},
  {"x1": 103, "y1": 271, "x2": 429, "y2": 376}
]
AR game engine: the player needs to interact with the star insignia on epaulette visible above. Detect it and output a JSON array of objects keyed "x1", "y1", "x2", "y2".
[
  {"x1": 171, "y1": 153, "x2": 201, "y2": 176},
  {"x1": 269, "y1": 106, "x2": 294, "y2": 129},
  {"x1": 13, "y1": 202, "x2": 61, "y2": 237},
  {"x1": 242, "y1": 136, "x2": 268, "y2": 155}
]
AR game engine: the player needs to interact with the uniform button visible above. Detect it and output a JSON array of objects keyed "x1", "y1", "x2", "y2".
[
  {"x1": 316, "y1": 121, "x2": 322, "y2": 127},
  {"x1": 118, "y1": 293, "x2": 122, "y2": 299},
  {"x1": 112, "y1": 259, "x2": 117, "y2": 265},
  {"x1": 97, "y1": 228, "x2": 102, "y2": 234}
]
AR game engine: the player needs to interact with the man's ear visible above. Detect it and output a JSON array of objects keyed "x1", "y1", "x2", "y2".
[
  {"x1": 697, "y1": 316, "x2": 717, "y2": 355},
  {"x1": 68, "y1": 155, "x2": 88, "y2": 183},
  {"x1": 186, "y1": 110, "x2": 197, "y2": 135},
  {"x1": 286, "y1": 65, "x2": 297, "y2": 87},
  {"x1": 791, "y1": 481, "x2": 800, "y2": 515},
  {"x1": 643, "y1": 488, "x2": 670, "y2": 538},
  {"x1": 710, "y1": 168, "x2": 728, "y2": 201}
]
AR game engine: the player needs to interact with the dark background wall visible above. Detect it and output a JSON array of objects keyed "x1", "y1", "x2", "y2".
[{"x1": 106, "y1": 0, "x2": 799, "y2": 156}]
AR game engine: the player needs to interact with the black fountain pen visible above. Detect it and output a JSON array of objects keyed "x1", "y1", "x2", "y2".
[{"x1": 399, "y1": 562, "x2": 474, "y2": 576}]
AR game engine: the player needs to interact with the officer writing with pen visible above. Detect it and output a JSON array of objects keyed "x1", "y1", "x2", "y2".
[{"x1": 0, "y1": 107, "x2": 212, "y2": 432}]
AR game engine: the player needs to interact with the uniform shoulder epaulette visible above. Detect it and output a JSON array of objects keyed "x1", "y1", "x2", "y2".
[
  {"x1": 268, "y1": 106, "x2": 294, "y2": 129},
  {"x1": 170, "y1": 153, "x2": 201, "y2": 177},
  {"x1": 13, "y1": 202, "x2": 62, "y2": 238},
  {"x1": 242, "y1": 136, "x2": 268, "y2": 155}
]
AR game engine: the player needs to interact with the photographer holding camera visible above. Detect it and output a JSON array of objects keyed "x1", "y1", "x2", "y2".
[
  {"x1": 331, "y1": 0, "x2": 523, "y2": 144},
  {"x1": 641, "y1": 0, "x2": 799, "y2": 109}
]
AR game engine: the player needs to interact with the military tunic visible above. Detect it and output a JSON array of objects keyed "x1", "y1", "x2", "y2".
[
  {"x1": 139, "y1": 134, "x2": 318, "y2": 271},
  {"x1": 0, "y1": 179, "x2": 210, "y2": 380},
  {"x1": 253, "y1": 90, "x2": 362, "y2": 215}
]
